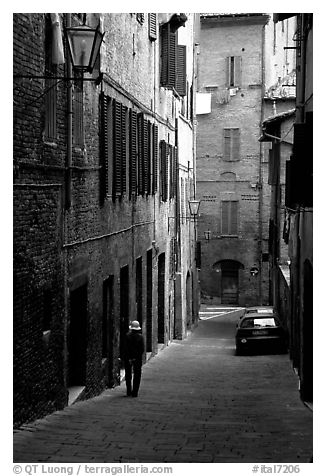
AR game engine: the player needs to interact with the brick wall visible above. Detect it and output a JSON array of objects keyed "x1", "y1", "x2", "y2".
[
  {"x1": 13, "y1": 184, "x2": 66, "y2": 426},
  {"x1": 197, "y1": 15, "x2": 270, "y2": 305},
  {"x1": 14, "y1": 13, "x2": 197, "y2": 426}
]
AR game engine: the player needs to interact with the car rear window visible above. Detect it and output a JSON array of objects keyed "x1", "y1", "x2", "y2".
[
  {"x1": 246, "y1": 308, "x2": 274, "y2": 314},
  {"x1": 241, "y1": 317, "x2": 277, "y2": 328}
]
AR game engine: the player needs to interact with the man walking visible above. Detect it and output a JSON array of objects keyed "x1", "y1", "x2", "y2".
[{"x1": 124, "y1": 321, "x2": 145, "y2": 397}]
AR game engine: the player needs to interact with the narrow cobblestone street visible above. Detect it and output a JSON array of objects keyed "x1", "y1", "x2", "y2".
[{"x1": 13, "y1": 308, "x2": 312, "y2": 463}]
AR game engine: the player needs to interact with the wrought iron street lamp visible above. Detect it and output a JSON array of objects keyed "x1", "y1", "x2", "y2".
[
  {"x1": 65, "y1": 23, "x2": 104, "y2": 74},
  {"x1": 14, "y1": 18, "x2": 105, "y2": 82},
  {"x1": 168, "y1": 199, "x2": 201, "y2": 233},
  {"x1": 188, "y1": 199, "x2": 201, "y2": 217}
]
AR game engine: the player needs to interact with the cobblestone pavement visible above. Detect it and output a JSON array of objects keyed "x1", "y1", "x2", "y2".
[{"x1": 13, "y1": 308, "x2": 313, "y2": 463}]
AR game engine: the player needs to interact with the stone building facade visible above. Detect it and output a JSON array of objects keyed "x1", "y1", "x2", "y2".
[{"x1": 13, "y1": 13, "x2": 199, "y2": 427}]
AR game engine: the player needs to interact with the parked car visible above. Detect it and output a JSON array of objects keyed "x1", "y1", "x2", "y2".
[
  {"x1": 243, "y1": 306, "x2": 278, "y2": 316},
  {"x1": 235, "y1": 312, "x2": 287, "y2": 355}
]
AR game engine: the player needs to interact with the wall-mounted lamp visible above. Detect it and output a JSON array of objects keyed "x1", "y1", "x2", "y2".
[
  {"x1": 65, "y1": 22, "x2": 104, "y2": 74},
  {"x1": 14, "y1": 17, "x2": 105, "y2": 83},
  {"x1": 204, "y1": 230, "x2": 211, "y2": 241},
  {"x1": 188, "y1": 199, "x2": 200, "y2": 217},
  {"x1": 168, "y1": 200, "x2": 201, "y2": 233}
]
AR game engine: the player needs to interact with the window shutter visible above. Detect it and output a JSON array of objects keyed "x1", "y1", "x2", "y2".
[
  {"x1": 223, "y1": 129, "x2": 231, "y2": 161},
  {"x1": 152, "y1": 124, "x2": 158, "y2": 193},
  {"x1": 113, "y1": 100, "x2": 122, "y2": 197},
  {"x1": 161, "y1": 23, "x2": 176, "y2": 88},
  {"x1": 100, "y1": 92, "x2": 109, "y2": 202},
  {"x1": 234, "y1": 56, "x2": 242, "y2": 87},
  {"x1": 148, "y1": 13, "x2": 157, "y2": 40},
  {"x1": 232, "y1": 128, "x2": 240, "y2": 161},
  {"x1": 172, "y1": 146, "x2": 177, "y2": 198},
  {"x1": 222, "y1": 201, "x2": 238, "y2": 234},
  {"x1": 147, "y1": 120, "x2": 152, "y2": 195},
  {"x1": 121, "y1": 105, "x2": 127, "y2": 195},
  {"x1": 136, "y1": 13, "x2": 145, "y2": 24},
  {"x1": 165, "y1": 143, "x2": 169, "y2": 201},
  {"x1": 137, "y1": 113, "x2": 144, "y2": 195},
  {"x1": 129, "y1": 110, "x2": 138, "y2": 197},
  {"x1": 230, "y1": 201, "x2": 238, "y2": 235},
  {"x1": 176, "y1": 45, "x2": 187, "y2": 96},
  {"x1": 160, "y1": 140, "x2": 168, "y2": 202},
  {"x1": 226, "y1": 57, "x2": 230, "y2": 87},
  {"x1": 143, "y1": 117, "x2": 149, "y2": 195}
]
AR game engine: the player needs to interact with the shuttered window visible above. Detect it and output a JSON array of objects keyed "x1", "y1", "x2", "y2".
[
  {"x1": 226, "y1": 56, "x2": 242, "y2": 88},
  {"x1": 160, "y1": 23, "x2": 176, "y2": 88},
  {"x1": 148, "y1": 13, "x2": 157, "y2": 40},
  {"x1": 152, "y1": 124, "x2": 158, "y2": 194},
  {"x1": 137, "y1": 113, "x2": 144, "y2": 195},
  {"x1": 221, "y1": 201, "x2": 239, "y2": 235},
  {"x1": 113, "y1": 100, "x2": 127, "y2": 197},
  {"x1": 129, "y1": 110, "x2": 138, "y2": 197},
  {"x1": 176, "y1": 45, "x2": 187, "y2": 96},
  {"x1": 147, "y1": 120, "x2": 152, "y2": 195},
  {"x1": 100, "y1": 93, "x2": 110, "y2": 201},
  {"x1": 169, "y1": 146, "x2": 177, "y2": 199},
  {"x1": 223, "y1": 128, "x2": 240, "y2": 161},
  {"x1": 160, "y1": 140, "x2": 168, "y2": 202}
]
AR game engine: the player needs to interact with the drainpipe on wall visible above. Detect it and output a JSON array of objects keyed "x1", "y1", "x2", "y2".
[{"x1": 66, "y1": 13, "x2": 72, "y2": 209}]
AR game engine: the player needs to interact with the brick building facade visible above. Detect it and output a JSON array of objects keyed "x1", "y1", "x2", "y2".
[
  {"x1": 196, "y1": 14, "x2": 270, "y2": 306},
  {"x1": 13, "y1": 13, "x2": 199, "y2": 427}
]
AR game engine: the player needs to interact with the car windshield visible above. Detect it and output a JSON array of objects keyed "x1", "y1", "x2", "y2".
[{"x1": 240, "y1": 317, "x2": 277, "y2": 328}]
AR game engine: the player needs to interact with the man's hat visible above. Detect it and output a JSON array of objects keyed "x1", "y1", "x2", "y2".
[{"x1": 129, "y1": 320, "x2": 141, "y2": 331}]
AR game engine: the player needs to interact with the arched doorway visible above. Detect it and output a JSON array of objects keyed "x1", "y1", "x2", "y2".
[{"x1": 213, "y1": 259, "x2": 244, "y2": 305}]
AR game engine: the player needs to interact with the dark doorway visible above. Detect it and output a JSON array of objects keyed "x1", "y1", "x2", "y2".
[
  {"x1": 136, "y1": 257, "x2": 143, "y2": 329},
  {"x1": 302, "y1": 259, "x2": 313, "y2": 402},
  {"x1": 186, "y1": 271, "x2": 192, "y2": 329},
  {"x1": 146, "y1": 250, "x2": 153, "y2": 352},
  {"x1": 158, "y1": 253, "x2": 165, "y2": 344},
  {"x1": 68, "y1": 284, "x2": 88, "y2": 386},
  {"x1": 220, "y1": 260, "x2": 240, "y2": 304},
  {"x1": 120, "y1": 266, "x2": 129, "y2": 367},
  {"x1": 103, "y1": 276, "x2": 114, "y2": 387}
]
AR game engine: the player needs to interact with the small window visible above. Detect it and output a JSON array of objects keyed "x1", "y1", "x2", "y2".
[
  {"x1": 226, "y1": 56, "x2": 242, "y2": 88},
  {"x1": 221, "y1": 200, "x2": 239, "y2": 235},
  {"x1": 223, "y1": 128, "x2": 240, "y2": 161}
]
